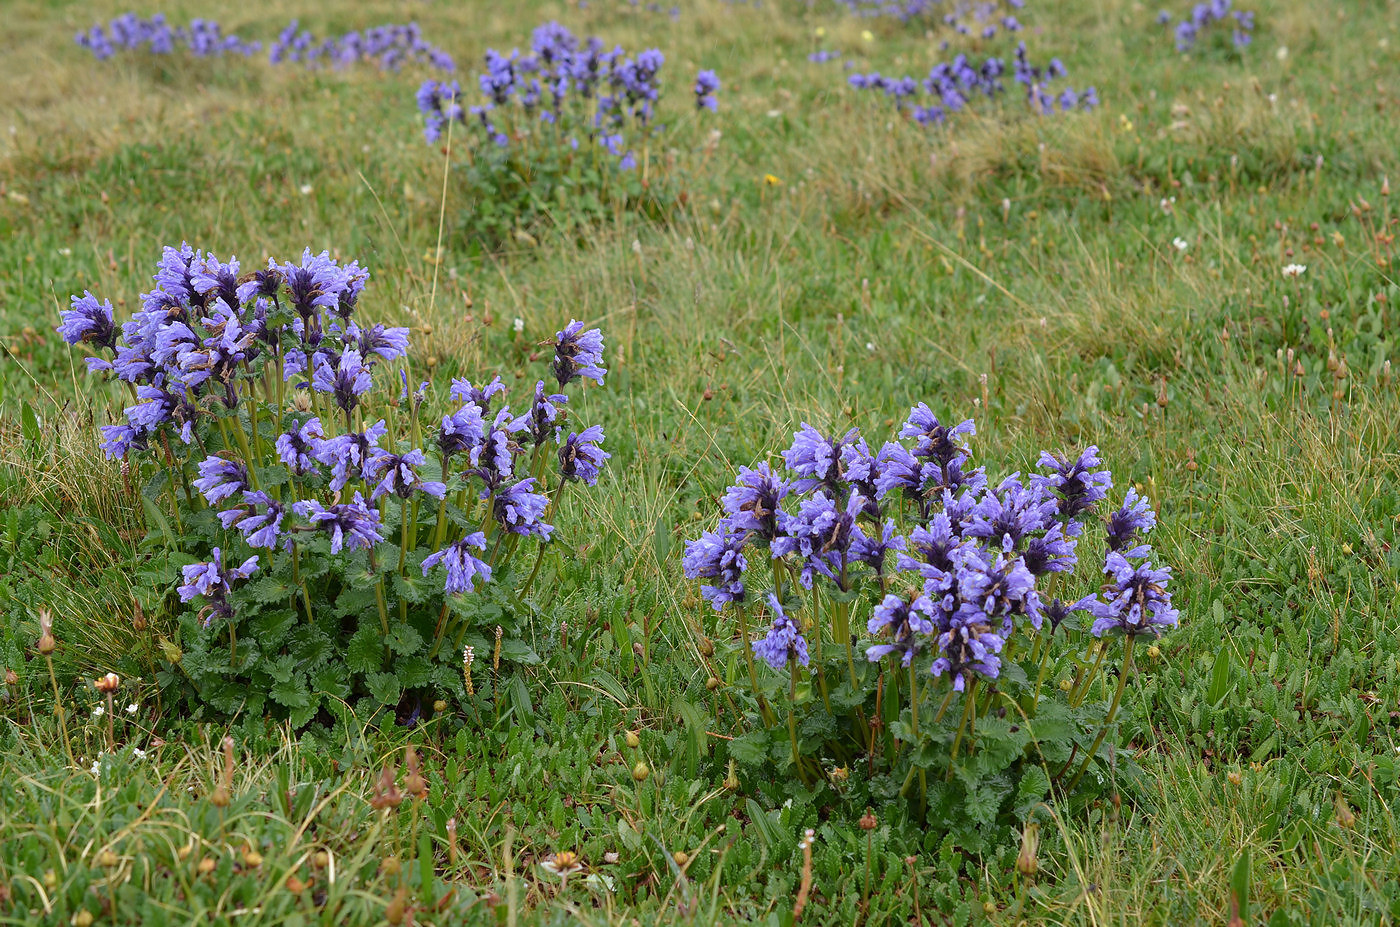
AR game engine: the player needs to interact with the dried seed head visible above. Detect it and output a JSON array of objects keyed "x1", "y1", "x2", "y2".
[
  {"x1": 36, "y1": 609, "x2": 56, "y2": 655},
  {"x1": 696, "y1": 636, "x2": 714, "y2": 657},
  {"x1": 1016, "y1": 821, "x2": 1039, "y2": 877},
  {"x1": 859, "y1": 808, "x2": 878, "y2": 831},
  {"x1": 370, "y1": 763, "x2": 404, "y2": 811},
  {"x1": 385, "y1": 886, "x2": 408, "y2": 925},
  {"x1": 4, "y1": 669, "x2": 17, "y2": 686},
  {"x1": 433, "y1": 699, "x2": 447, "y2": 713},
  {"x1": 403, "y1": 746, "x2": 428, "y2": 800}
]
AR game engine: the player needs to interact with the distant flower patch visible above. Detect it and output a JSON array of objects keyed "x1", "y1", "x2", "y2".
[
  {"x1": 270, "y1": 20, "x2": 454, "y2": 73},
  {"x1": 1159, "y1": 0, "x2": 1255, "y2": 52},
  {"x1": 75, "y1": 13, "x2": 260, "y2": 60},
  {"x1": 838, "y1": 0, "x2": 1025, "y2": 39},
  {"x1": 849, "y1": 41, "x2": 1097, "y2": 124},
  {"x1": 414, "y1": 22, "x2": 719, "y2": 248}
]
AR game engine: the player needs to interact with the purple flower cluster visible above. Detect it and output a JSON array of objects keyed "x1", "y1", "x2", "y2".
[
  {"x1": 414, "y1": 22, "x2": 718, "y2": 169},
  {"x1": 1164, "y1": 0, "x2": 1255, "y2": 52},
  {"x1": 837, "y1": 0, "x2": 1024, "y2": 38},
  {"x1": 686, "y1": 406, "x2": 1177, "y2": 692},
  {"x1": 270, "y1": 20, "x2": 454, "y2": 72},
  {"x1": 752, "y1": 595, "x2": 810, "y2": 670},
  {"x1": 178, "y1": 548, "x2": 260, "y2": 626},
  {"x1": 64, "y1": 246, "x2": 613, "y2": 626},
  {"x1": 76, "y1": 13, "x2": 261, "y2": 60},
  {"x1": 850, "y1": 41, "x2": 1098, "y2": 124}
]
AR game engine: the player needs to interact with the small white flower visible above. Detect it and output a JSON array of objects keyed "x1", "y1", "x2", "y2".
[
  {"x1": 865, "y1": 342, "x2": 875, "y2": 352},
  {"x1": 299, "y1": 183, "x2": 314, "y2": 195},
  {"x1": 631, "y1": 239, "x2": 642, "y2": 254},
  {"x1": 1282, "y1": 264, "x2": 1307, "y2": 278},
  {"x1": 765, "y1": 109, "x2": 782, "y2": 118},
  {"x1": 1172, "y1": 237, "x2": 1189, "y2": 252},
  {"x1": 92, "y1": 705, "x2": 105, "y2": 718},
  {"x1": 91, "y1": 759, "x2": 101, "y2": 777},
  {"x1": 58, "y1": 247, "x2": 73, "y2": 256},
  {"x1": 131, "y1": 747, "x2": 147, "y2": 761},
  {"x1": 513, "y1": 317, "x2": 524, "y2": 334},
  {"x1": 1275, "y1": 46, "x2": 1288, "y2": 61},
  {"x1": 1159, "y1": 196, "x2": 1176, "y2": 213},
  {"x1": 126, "y1": 703, "x2": 139, "y2": 714}
]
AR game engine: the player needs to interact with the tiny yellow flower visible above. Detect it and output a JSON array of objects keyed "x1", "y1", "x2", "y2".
[
  {"x1": 861, "y1": 29, "x2": 875, "y2": 42},
  {"x1": 763, "y1": 173, "x2": 781, "y2": 186},
  {"x1": 815, "y1": 26, "x2": 826, "y2": 38}
]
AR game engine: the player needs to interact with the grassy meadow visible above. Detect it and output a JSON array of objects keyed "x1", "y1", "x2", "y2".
[{"x1": 2, "y1": 0, "x2": 1400, "y2": 923}]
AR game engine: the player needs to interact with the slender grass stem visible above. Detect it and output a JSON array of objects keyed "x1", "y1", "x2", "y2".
[{"x1": 1065, "y1": 636, "x2": 1136, "y2": 794}]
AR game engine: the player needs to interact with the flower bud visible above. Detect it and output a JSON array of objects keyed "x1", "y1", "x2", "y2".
[
  {"x1": 673, "y1": 851, "x2": 689, "y2": 866},
  {"x1": 4, "y1": 669, "x2": 17, "y2": 686},
  {"x1": 37, "y1": 609, "x2": 56, "y2": 655},
  {"x1": 98, "y1": 850, "x2": 119, "y2": 868},
  {"x1": 696, "y1": 636, "x2": 714, "y2": 657},
  {"x1": 94, "y1": 672, "x2": 121, "y2": 693},
  {"x1": 381, "y1": 856, "x2": 402, "y2": 877},
  {"x1": 433, "y1": 699, "x2": 447, "y2": 713},
  {"x1": 386, "y1": 886, "x2": 408, "y2": 925},
  {"x1": 859, "y1": 809, "x2": 877, "y2": 831},
  {"x1": 1335, "y1": 793, "x2": 1356, "y2": 830},
  {"x1": 312, "y1": 851, "x2": 329, "y2": 869},
  {"x1": 72, "y1": 910, "x2": 94, "y2": 927},
  {"x1": 632, "y1": 760, "x2": 650, "y2": 782},
  {"x1": 242, "y1": 849, "x2": 263, "y2": 869},
  {"x1": 705, "y1": 676, "x2": 720, "y2": 691},
  {"x1": 625, "y1": 730, "x2": 640, "y2": 749},
  {"x1": 1016, "y1": 822, "x2": 1039, "y2": 877},
  {"x1": 197, "y1": 856, "x2": 217, "y2": 875}
]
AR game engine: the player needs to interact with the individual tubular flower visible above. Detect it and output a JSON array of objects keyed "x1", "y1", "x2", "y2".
[
  {"x1": 223, "y1": 491, "x2": 286, "y2": 550},
  {"x1": 1105, "y1": 487, "x2": 1156, "y2": 558},
  {"x1": 694, "y1": 69, "x2": 720, "y2": 111},
  {"x1": 437, "y1": 400, "x2": 486, "y2": 461},
  {"x1": 896, "y1": 512, "x2": 963, "y2": 577},
  {"x1": 682, "y1": 528, "x2": 748, "y2": 611},
  {"x1": 720, "y1": 463, "x2": 790, "y2": 543},
  {"x1": 178, "y1": 548, "x2": 259, "y2": 626},
  {"x1": 1034, "y1": 445, "x2": 1112, "y2": 528},
  {"x1": 422, "y1": 531, "x2": 493, "y2": 593},
  {"x1": 552, "y1": 321, "x2": 607, "y2": 388},
  {"x1": 490, "y1": 478, "x2": 554, "y2": 539},
  {"x1": 276, "y1": 417, "x2": 325, "y2": 476},
  {"x1": 312, "y1": 347, "x2": 373, "y2": 414},
  {"x1": 751, "y1": 594, "x2": 809, "y2": 670},
  {"x1": 1041, "y1": 596, "x2": 1088, "y2": 635},
  {"x1": 59, "y1": 291, "x2": 119, "y2": 352},
  {"x1": 558, "y1": 425, "x2": 609, "y2": 485},
  {"x1": 782, "y1": 424, "x2": 858, "y2": 494},
  {"x1": 865, "y1": 591, "x2": 936, "y2": 665},
  {"x1": 771, "y1": 491, "x2": 863, "y2": 589},
  {"x1": 840, "y1": 439, "x2": 883, "y2": 516},
  {"x1": 292, "y1": 493, "x2": 385, "y2": 553},
  {"x1": 900, "y1": 404, "x2": 975, "y2": 468},
  {"x1": 1021, "y1": 522, "x2": 1077, "y2": 576},
  {"x1": 849, "y1": 520, "x2": 905, "y2": 575},
  {"x1": 190, "y1": 253, "x2": 241, "y2": 311},
  {"x1": 955, "y1": 544, "x2": 1042, "y2": 631},
  {"x1": 1084, "y1": 552, "x2": 1179, "y2": 638},
  {"x1": 929, "y1": 613, "x2": 1004, "y2": 692},
  {"x1": 965, "y1": 476, "x2": 1057, "y2": 553},
  {"x1": 350, "y1": 322, "x2": 410, "y2": 362},
  {"x1": 449, "y1": 376, "x2": 508, "y2": 412},
  {"x1": 316, "y1": 419, "x2": 388, "y2": 492},
  {"x1": 365, "y1": 448, "x2": 447, "y2": 500},
  {"x1": 194, "y1": 455, "x2": 251, "y2": 506},
  {"x1": 528, "y1": 381, "x2": 568, "y2": 447}
]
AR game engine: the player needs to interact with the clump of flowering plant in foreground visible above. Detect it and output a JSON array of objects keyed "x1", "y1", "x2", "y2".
[
  {"x1": 60, "y1": 245, "x2": 610, "y2": 726},
  {"x1": 413, "y1": 21, "x2": 719, "y2": 248},
  {"x1": 685, "y1": 409, "x2": 1177, "y2": 848}
]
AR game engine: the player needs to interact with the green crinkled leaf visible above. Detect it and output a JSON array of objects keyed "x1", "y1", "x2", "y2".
[
  {"x1": 243, "y1": 575, "x2": 296, "y2": 606},
  {"x1": 729, "y1": 731, "x2": 769, "y2": 767},
  {"x1": 264, "y1": 653, "x2": 298, "y2": 685},
  {"x1": 498, "y1": 638, "x2": 541, "y2": 665},
  {"x1": 333, "y1": 587, "x2": 378, "y2": 619},
  {"x1": 386, "y1": 623, "x2": 425, "y2": 656},
  {"x1": 1014, "y1": 765, "x2": 1052, "y2": 818},
  {"x1": 347, "y1": 626, "x2": 384, "y2": 674},
  {"x1": 395, "y1": 656, "x2": 432, "y2": 688},
  {"x1": 311, "y1": 664, "x2": 352, "y2": 700},
  {"x1": 365, "y1": 671, "x2": 402, "y2": 706},
  {"x1": 288, "y1": 696, "x2": 321, "y2": 729},
  {"x1": 270, "y1": 675, "x2": 312, "y2": 709},
  {"x1": 392, "y1": 572, "x2": 430, "y2": 605},
  {"x1": 287, "y1": 627, "x2": 332, "y2": 666},
  {"x1": 251, "y1": 608, "x2": 298, "y2": 641}
]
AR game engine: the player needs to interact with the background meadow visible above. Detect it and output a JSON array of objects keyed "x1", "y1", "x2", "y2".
[{"x1": 2, "y1": 0, "x2": 1399, "y2": 923}]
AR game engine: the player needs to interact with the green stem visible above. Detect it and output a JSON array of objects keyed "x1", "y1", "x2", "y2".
[
  {"x1": 1070, "y1": 641, "x2": 1109, "y2": 708},
  {"x1": 788, "y1": 660, "x2": 809, "y2": 786},
  {"x1": 1065, "y1": 636, "x2": 1136, "y2": 794},
  {"x1": 735, "y1": 605, "x2": 775, "y2": 728},
  {"x1": 292, "y1": 543, "x2": 315, "y2": 624},
  {"x1": 946, "y1": 679, "x2": 978, "y2": 781}
]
